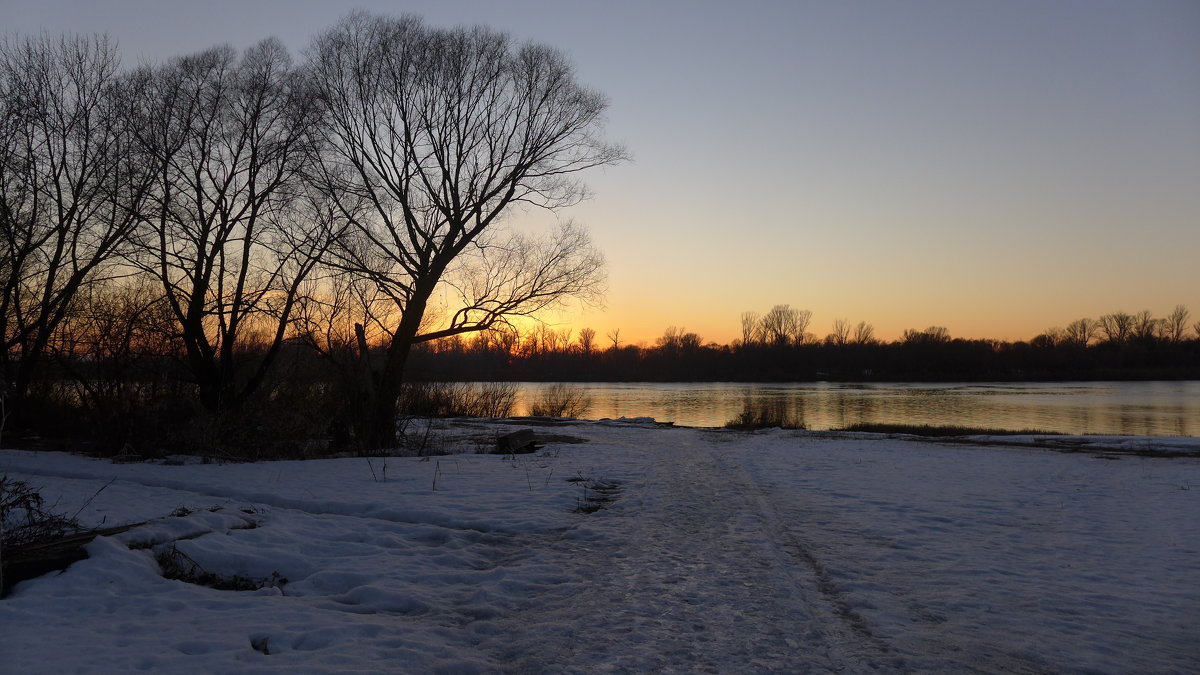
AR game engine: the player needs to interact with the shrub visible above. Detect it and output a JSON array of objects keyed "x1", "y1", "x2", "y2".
[
  {"x1": 529, "y1": 384, "x2": 592, "y2": 418},
  {"x1": 398, "y1": 382, "x2": 517, "y2": 418},
  {"x1": 724, "y1": 398, "x2": 805, "y2": 430},
  {"x1": 155, "y1": 542, "x2": 287, "y2": 592},
  {"x1": 468, "y1": 382, "x2": 518, "y2": 418},
  {"x1": 1, "y1": 475, "x2": 85, "y2": 549}
]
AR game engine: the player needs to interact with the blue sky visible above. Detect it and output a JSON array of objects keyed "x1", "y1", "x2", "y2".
[{"x1": 4, "y1": 0, "x2": 1198, "y2": 343}]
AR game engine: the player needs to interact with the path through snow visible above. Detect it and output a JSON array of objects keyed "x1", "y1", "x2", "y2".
[
  {"x1": 490, "y1": 430, "x2": 895, "y2": 673},
  {"x1": 2, "y1": 424, "x2": 1197, "y2": 673}
]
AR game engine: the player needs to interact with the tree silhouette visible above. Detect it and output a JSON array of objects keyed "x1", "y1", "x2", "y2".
[
  {"x1": 1164, "y1": 305, "x2": 1190, "y2": 343},
  {"x1": 0, "y1": 35, "x2": 149, "y2": 399},
  {"x1": 127, "y1": 40, "x2": 328, "y2": 413},
  {"x1": 309, "y1": 13, "x2": 624, "y2": 449}
]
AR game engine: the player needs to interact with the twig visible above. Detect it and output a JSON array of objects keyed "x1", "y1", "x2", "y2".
[
  {"x1": 70, "y1": 477, "x2": 115, "y2": 523},
  {"x1": 0, "y1": 384, "x2": 9, "y2": 449}
]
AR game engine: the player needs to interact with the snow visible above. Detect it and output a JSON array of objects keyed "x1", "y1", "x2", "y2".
[{"x1": 2, "y1": 422, "x2": 1198, "y2": 673}]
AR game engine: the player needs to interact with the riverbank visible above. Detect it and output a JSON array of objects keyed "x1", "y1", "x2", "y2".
[{"x1": 2, "y1": 421, "x2": 1198, "y2": 672}]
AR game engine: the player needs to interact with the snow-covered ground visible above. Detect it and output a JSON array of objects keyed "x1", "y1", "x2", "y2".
[{"x1": 2, "y1": 422, "x2": 1198, "y2": 673}]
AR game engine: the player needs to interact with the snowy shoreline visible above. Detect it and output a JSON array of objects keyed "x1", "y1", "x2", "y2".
[{"x1": 2, "y1": 422, "x2": 1198, "y2": 673}]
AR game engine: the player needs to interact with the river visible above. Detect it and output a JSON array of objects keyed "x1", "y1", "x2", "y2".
[{"x1": 510, "y1": 381, "x2": 1199, "y2": 436}]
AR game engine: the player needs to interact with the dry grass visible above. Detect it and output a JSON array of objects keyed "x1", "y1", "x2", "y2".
[
  {"x1": 838, "y1": 423, "x2": 1063, "y2": 436},
  {"x1": 1, "y1": 476, "x2": 85, "y2": 549}
]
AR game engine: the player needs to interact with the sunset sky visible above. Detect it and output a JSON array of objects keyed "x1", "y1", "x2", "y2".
[{"x1": 4, "y1": 0, "x2": 1198, "y2": 345}]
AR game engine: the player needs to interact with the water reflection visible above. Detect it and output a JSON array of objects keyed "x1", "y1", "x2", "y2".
[{"x1": 510, "y1": 381, "x2": 1200, "y2": 437}]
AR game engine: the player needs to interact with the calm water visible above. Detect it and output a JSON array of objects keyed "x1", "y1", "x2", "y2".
[{"x1": 512, "y1": 381, "x2": 1200, "y2": 436}]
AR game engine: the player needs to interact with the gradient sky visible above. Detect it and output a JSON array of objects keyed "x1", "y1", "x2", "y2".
[{"x1": 4, "y1": 0, "x2": 1198, "y2": 345}]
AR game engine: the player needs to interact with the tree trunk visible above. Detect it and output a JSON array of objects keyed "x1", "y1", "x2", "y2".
[
  {"x1": 363, "y1": 292, "x2": 431, "y2": 452},
  {"x1": 367, "y1": 338, "x2": 412, "y2": 452},
  {"x1": 346, "y1": 322, "x2": 378, "y2": 452}
]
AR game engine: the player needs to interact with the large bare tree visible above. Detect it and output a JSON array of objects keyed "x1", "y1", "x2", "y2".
[
  {"x1": 309, "y1": 13, "x2": 623, "y2": 448},
  {"x1": 0, "y1": 35, "x2": 148, "y2": 400},
  {"x1": 127, "y1": 40, "x2": 328, "y2": 413},
  {"x1": 1164, "y1": 305, "x2": 1190, "y2": 343},
  {"x1": 759, "y1": 305, "x2": 813, "y2": 347},
  {"x1": 1098, "y1": 312, "x2": 1133, "y2": 344},
  {"x1": 1063, "y1": 317, "x2": 1098, "y2": 348},
  {"x1": 852, "y1": 321, "x2": 876, "y2": 345}
]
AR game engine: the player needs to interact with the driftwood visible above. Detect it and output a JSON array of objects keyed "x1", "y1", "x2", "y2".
[{"x1": 494, "y1": 429, "x2": 542, "y2": 454}]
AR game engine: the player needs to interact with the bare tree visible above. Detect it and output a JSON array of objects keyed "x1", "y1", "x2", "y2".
[
  {"x1": 852, "y1": 321, "x2": 876, "y2": 345},
  {"x1": 435, "y1": 222, "x2": 603, "y2": 342},
  {"x1": 293, "y1": 272, "x2": 397, "y2": 361},
  {"x1": 462, "y1": 324, "x2": 520, "y2": 357},
  {"x1": 903, "y1": 326, "x2": 951, "y2": 344},
  {"x1": 1131, "y1": 310, "x2": 1162, "y2": 341},
  {"x1": 1034, "y1": 327, "x2": 1066, "y2": 348},
  {"x1": 759, "y1": 306, "x2": 793, "y2": 347},
  {"x1": 1063, "y1": 318, "x2": 1098, "y2": 347},
  {"x1": 1098, "y1": 312, "x2": 1133, "y2": 344},
  {"x1": 656, "y1": 326, "x2": 702, "y2": 353},
  {"x1": 521, "y1": 323, "x2": 575, "y2": 356},
  {"x1": 0, "y1": 35, "x2": 149, "y2": 399},
  {"x1": 555, "y1": 328, "x2": 574, "y2": 353},
  {"x1": 128, "y1": 40, "x2": 328, "y2": 413},
  {"x1": 760, "y1": 305, "x2": 812, "y2": 347},
  {"x1": 577, "y1": 327, "x2": 596, "y2": 354},
  {"x1": 463, "y1": 324, "x2": 520, "y2": 356},
  {"x1": 309, "y1": 13, "x2": 624, "y2": 449},
  {"x1": 794, "y1": 310, "x2": 814, "y2": 345},
  {"x1": 826, "y1": 318, "x2": 851, "y2": 346},
  {"x1": 1163, "y1": 305, "x2": 1190, "y2": 343},
  {"x1": 49, "y1": 278, "x2": 177, "y2": 415},
  {"x1": 740, "y1": 310, "x2": 761, "y2": 346},
  {"x1": 607, "y1": 328, "x2": 621, "y2": 352}
]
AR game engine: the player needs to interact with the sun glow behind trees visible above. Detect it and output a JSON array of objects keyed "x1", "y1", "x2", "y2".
[
  {"x1": 1, "y1": 14, "x2": 624, "y2": 451},
  {"x1": 3, "y1": 1, "x2": 1197, "y2": 348},
  {"x1": 3, "y1": 3, "x2": 1199, "y2": 455}
]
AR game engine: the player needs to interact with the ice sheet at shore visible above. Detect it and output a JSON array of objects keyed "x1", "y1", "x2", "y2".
[{"x1": 2, "y1": 424, "x2": 1197, "y2": 673}]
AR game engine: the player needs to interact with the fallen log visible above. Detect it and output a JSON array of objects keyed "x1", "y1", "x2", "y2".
[{"x1": 2, "y1": 521, "x2": 145, "y2": 596}]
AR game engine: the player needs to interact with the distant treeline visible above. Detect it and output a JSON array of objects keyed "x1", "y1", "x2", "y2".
[
  {"x1": 6, "y1": 299, "x2": 1197, "y2": 457},
  {"x1": 406, "y1": 305, "x2": 1200, "y2": 382}
]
